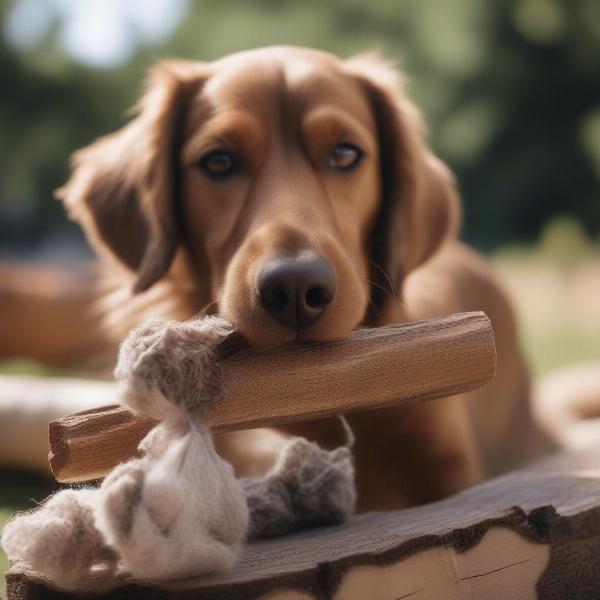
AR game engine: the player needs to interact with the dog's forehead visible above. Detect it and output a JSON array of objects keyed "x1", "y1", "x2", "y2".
[{"x1": 201, "y1": 48, "x2": 372, "y2": 123}]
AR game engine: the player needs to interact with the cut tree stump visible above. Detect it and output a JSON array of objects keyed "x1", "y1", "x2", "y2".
[{"x1": 7, "y1": 444, "x2": 600, "y2": 599}]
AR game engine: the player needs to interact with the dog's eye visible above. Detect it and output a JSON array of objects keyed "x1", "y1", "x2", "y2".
[
  {"x1": 199, "y1": 151, "x2": 235, "y2": 177},
  {"x1": 329, "y1": 143, "x2": 362, "y2": 170}
]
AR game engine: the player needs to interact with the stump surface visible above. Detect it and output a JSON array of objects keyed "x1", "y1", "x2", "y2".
[{"x1": 7, "y1": 445, "x2": 600, "y2": 600}]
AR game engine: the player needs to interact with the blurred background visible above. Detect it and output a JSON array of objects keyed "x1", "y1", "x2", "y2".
[{"x1": 0, "y1": 0, "x2": 599, "y2": 586}]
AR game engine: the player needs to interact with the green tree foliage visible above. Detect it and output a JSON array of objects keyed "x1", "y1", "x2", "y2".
[{"x1": 1, "y1": 0, "x2": 599, "y2": 252}]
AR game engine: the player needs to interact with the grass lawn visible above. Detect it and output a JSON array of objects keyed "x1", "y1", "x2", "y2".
[
  {"x1": 0, "y1": 239, "x2": 598, "y2": 591},
  {"x1": 522, "y1": 326, "x2": 599, "y2": 376}
]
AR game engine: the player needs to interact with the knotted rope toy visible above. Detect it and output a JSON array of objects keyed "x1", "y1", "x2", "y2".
[{"x1": 2, "y1": 316, "x2": 355, "y2": 592}]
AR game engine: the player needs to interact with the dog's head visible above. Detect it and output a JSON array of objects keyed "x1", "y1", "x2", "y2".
[{"x1": 58, "y1": 47, "x2": 459, "y2": 347}]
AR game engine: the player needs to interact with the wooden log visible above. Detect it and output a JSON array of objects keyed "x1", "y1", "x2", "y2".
[
  {"x1": 0, "y1": 376, "x2": 115, "y2": 474},
  {"x1": 48, "y1": 312, "x2": 496, "y2": 483},
  {"x1": 8, "y1": 444, "x2": 600, "y2": 599},
  {"x1": 0, "y1": 261, "x2": 112, "y2": 370}
]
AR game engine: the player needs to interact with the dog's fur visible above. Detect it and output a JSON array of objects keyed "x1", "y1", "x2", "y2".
[{"x1": 58, "y1": 47, "x2": 554, "y2": 511}]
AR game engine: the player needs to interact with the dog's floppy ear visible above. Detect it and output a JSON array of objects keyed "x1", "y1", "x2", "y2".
[
  {"x1": 346, "y1": 55, "x2": 460, "y2": 301},
  {"x1": 57, "y1": 60, "x2": 208, "y2": 293}
]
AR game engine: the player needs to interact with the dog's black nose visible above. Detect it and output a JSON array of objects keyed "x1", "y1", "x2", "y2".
[{"x1": 257, "y1": 255, "x2": 336, "y2": 328}]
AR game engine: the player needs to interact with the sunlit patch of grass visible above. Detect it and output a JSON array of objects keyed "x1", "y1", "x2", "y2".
[
  {"x1": 0, "y1": 359, "x2": 59, "y2": 377},
  {"x1": 521, "y1": 326, "x2": 600, "y2": 375},
  {"x1": 494, "y1": 216, "x2": 600, "y2": 376}
]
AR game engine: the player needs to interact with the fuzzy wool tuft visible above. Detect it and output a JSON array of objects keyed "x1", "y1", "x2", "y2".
[
  {"x1": 114, "y1": 316, "x2": 237, "y2": 421},
  {"x1": 1, "y1": 489, "x2": 118, "y2": 591},
  {"x1": 243, "y1": 436, "x2": 356, "y2": 539},
  {"x1": 95, "y1": 421, "x2": 249, "y2": 580}
]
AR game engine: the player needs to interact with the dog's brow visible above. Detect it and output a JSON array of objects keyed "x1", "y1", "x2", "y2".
[
  {"x1": 181, "y1": 111, "x2": 264, "y2": 166},
  {"x1": 302, "y1": 107, "x2": 375, "y2": 154}
]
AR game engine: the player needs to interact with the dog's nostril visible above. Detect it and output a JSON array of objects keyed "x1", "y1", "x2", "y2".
[
  {"x1": 257, "y1": 255, "x2": 336, "y2": 329},
  {"x1": 305, "y1": 285, "x2": 331, "y2": 309}
]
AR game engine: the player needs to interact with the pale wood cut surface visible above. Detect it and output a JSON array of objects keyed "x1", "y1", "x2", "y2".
[
  {"x1": 49, "y1": 312, "x2": 496, "y2": 483},
  {"x1": 8, "y1": 445, "x2": 600, "y2": 599}
]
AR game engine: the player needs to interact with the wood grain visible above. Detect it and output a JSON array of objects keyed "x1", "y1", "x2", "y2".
[
  {"x1": 8, "y1": 445, "x2": 600, "y2": 599},
  {"x1": 49, "y1": 312, "x2": 496, "y2": 483}
]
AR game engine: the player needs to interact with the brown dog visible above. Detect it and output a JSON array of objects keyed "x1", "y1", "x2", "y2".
[{"x1": 58, "y1": 47, "x2": 553, "y2": 511}]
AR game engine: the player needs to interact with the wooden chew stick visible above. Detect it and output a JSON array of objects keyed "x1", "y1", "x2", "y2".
[{"x1": 49, "y1": 311, "x2": 496, "y2": 483}]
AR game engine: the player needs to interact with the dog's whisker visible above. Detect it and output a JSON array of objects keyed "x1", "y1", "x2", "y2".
[
  {"x1": 368, "y1": 259, "x2": 396, "y2": 296},
  {"x1": 197, "y1": 300, "x2": 219, "y2": 318},
  {"x1": 364, "y1": 279, "x2": 394, "y2": 299},
  {"x1": 366, "y1": 297, "x2": 379, "y2": 315}
]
